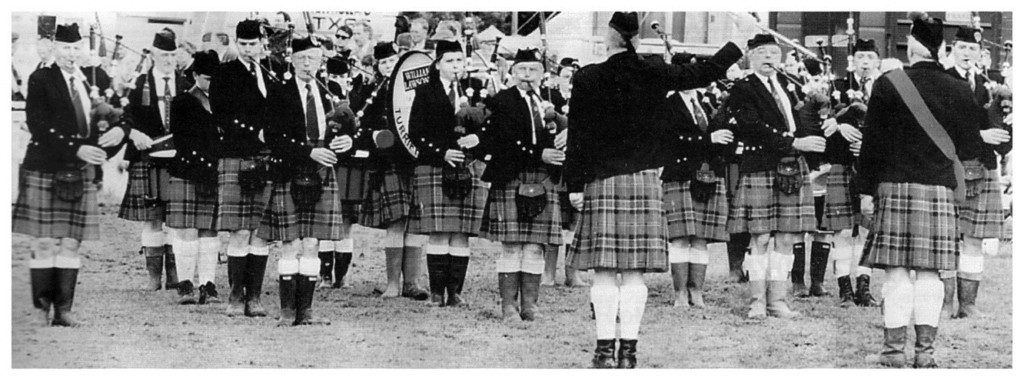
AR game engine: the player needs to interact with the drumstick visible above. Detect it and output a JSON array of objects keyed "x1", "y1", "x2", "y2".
[{"x1": 151, "y1": 134, "x2": 174, "y2": 145}]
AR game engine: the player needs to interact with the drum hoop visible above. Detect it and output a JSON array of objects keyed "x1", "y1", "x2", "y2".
[{"x1": 387, "y1": 50, "x2": 435, "y2": 159}]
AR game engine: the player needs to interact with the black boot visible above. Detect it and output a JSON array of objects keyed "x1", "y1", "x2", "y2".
[
  {"x1": 317, "y1": 251, "x2": 334, "y2": 289},
  {"x1": 401, "y1": 246, "x2": 430, "y2": 300},
  {"x1": 30, "y1": 268, "x2": 55, "y2": 326},
  {"x1": 941, "y1": 277, "x2": 957, "y2": 318},
  {"x1": 226, "y1": 256, "x2": 247, "y2": 316},
  {"x1": 956, "y1": 276, "x2": 982, "y2": 318},
  {"x1": 244, "y1": 255, "x2": 268, "y2": 317},
  {"x1": 426, "y1": 254, "x2": 448, "y2": 306},
  {"x1": 52, "y1": 268, "x2": 82, "y2": 327},
  {"x1": 144, "y1": 247, "x2": 164, "y2": 291},
  {"x1": 791, "y1": 242, "x2": 807, "y2": 296},
  {"x1": 198, "y1": 281, "x2": 221, "y2": 304},
  {"x1": 176, "y1": 280, "x2": 196, "y2": 305},
  {"x1": 913, "y1": 325, "x2": 938, "y2": 368},
  {"x1": 806, "y1": 241, "x2": 831, "y2": 297},
  {"x1": 869, "y1": 327, "x2": 907, "y2": 368},
  {"x1": 617, "y1": 339, "x2": 637, "y2": 369},
  {"x1": 520, "y1": 273, "x2": 542, "y2": 321},
  {"x1": 498, "y1": 272, "x2": 520, "y2": 321},
  {"x1": 726, "y1": 233, "x2": 749, "y2": 283},
  {"x1": 295, "y1": 274, "x2": 330, "y2": 325},
  {"x1": 687, "y1": 263, "x2": 708, "y2": 308},
  {"x1": 333, "y1": 251, "x2": 352, "y2": 289},
  {"x1": 446, "y1": 255, "x2": 469, "y2": 307},
  {"x1": 837, "y1": 276, "x2": 855, "y2": 308},
  {"x1": 855, "y1": 274, "x2": 879, "y2": 307},
  {"x1": 277, "y1": 274, "x2": 297, "y2": 326},
  {"x1": 592, "y1": 339, "x2": 616, "y2": 369},
  {"x1": 164, "y1": 245, "x2": 179, "y2": 290}
]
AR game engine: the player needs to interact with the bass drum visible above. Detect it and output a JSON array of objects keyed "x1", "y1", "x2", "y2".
[{"x1": 387, "y1": 50, "x2": 435, "y2": 159}]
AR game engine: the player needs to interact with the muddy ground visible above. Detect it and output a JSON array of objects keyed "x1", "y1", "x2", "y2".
[{"x1": 10, "y1": 206, "x2": 1013, "y2": 368}]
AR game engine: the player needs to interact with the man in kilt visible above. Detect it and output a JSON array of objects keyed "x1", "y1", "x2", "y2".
[
  {"x1": 565, "y1": 12, "x2": 743, "y2": 368},
  {"x1": 408, "y1": 38, "x2": 489, "y2": 307},
  {"x1": 480, "y1": 48, "x2": 565, "y2": 321},
  {"x1": 821, "y1": 41, "x2": 881, "y2": 307},
  {"x1": 15, "y1": 23, "x2": 128, "y2": 326},
  {"x1": 166, "y1": 50, "x2": 222, "y2": 305},
  {"x1": 120, "y1": 28, "x2": 189, "y2": 292},
  {"x1": 259, "y1": 35, "x2": 340, "y2": 326},
  {"x1": 726, "y1": 33, "x2": 826, "y2": 320},
  {"x1": 943, "y1": 25, "x2": 1012, "y2": 319},
  {"x1": 358, "y1": 42, "x2": 430, "y2": 300},
  {"x1": 208, "y1": 19, "x2": 277, "y2": 317},
  {"x1": 661, "y1": 55, "x2": 735, "y2": 308},
  {"x1": 858, "y1": 13, "x2": 986, "y2": 368}
]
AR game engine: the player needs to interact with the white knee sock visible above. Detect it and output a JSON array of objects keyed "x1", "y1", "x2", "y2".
[
  {"x1": 521, "y1": 245, "x2": 545, "y2": 275},
  {"x1": 882, "y1": 268, "x2": 914, "y2": 328},
  {"x1": 959, "y1": 251, "x2": 985, "y2": 276},
  {"x1": 174, "y1": 240, "x2": 199, "y2": 282},
  {"x1": 497, "y1": 243, "x2": 523, "y2": 273},
  {"x1": 197, "y1": 237, "x2": 220, "y2": 285},
  {"x1": 668, "y1": 246, "x2": 689, "y2": 264},
  {"x1": 833, "y1": 245, "x2": 852, "y2": 277},
  {"x1": 855, "y1": 266, "x2": 873, "y2": 278},
  {"x1": 690, "y1": 247, "x2": 709, "y2": 265},
  {"x1": 426, "y1": 243, "x2": 449, "y2": 256},
  {"x1": 335, "y1": 238, "x2": 354, "y2": 253},
  {"x1": 141, "y1": 231, "x2": 165, "y2": 248},
  {"x1": 767, "y1": 251, "x2": 794, "y2": 282},
  {"x1": 913, "y1": 271, "x2": 943, "y2": 326},
  {"x1": 590, "y1": 283, "x2": 620, "y2": 340},
  {"x1": 249, "y1": 245, "x2": 270, "y2": 256},
  {"x1": 617, "y1": 283, "x2": 649, "y2": 340},
  {"x1": 318, "y1": 240, "x2": 335, "y2": 252},
  {"x1": 449, "y1": 246, "x2": 470, "y2": 257},
  {"x1": 298, "y1": 257, "x2": 321, "y2": 277},
  {"x1": 744, "y1": 254, "x2": 768, "y2": 281},
  {"x1": 278, "y1": 258, "x2": 299, "y2": 276},
  {"x1": 54, "y1": 255, "x2": 82, "y2": 269}
]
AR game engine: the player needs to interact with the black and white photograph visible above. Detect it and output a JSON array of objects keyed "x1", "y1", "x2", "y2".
[{"x1": 4, "y1": 2, "x2": 1017, "y2": 370}]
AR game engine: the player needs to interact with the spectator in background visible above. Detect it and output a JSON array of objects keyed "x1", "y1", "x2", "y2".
[
  {"x1": 351, "y1": 21, "x2": 375, "y2": 60},
  {"x1": 410, "y1": 18, "x2": 433, "y2": 52},
  {"x1": 177, "y1": 41, "x2": 197, "y2": 86},
  {"x1": 34, "y1": 35, "x2": 55, "y2": 72},
  {"x1": 202, "y1": 32, "x2": 234, "y2": 63}
]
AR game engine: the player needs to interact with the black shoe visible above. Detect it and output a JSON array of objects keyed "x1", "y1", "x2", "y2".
[
  {"x1": 295, "y1": 275, "x2": 330, "y2": 325},
  {"x1": 913, "y1": 325, "x2": 938, "y2": 368},
  {"x1": 617, "y1": 339, "x2": 637, "y2": 369},
  {"x1": 791, "y1": 242, "x2": 807, "y2": 295},
  {"x1": 164, "y1": 245, "x2": 179, "y2": 290},
  {"x1": 592, "y1": 339, "x2": 616, "y2": 369},
  {"x1": 855, "y1": 274, "x2": 879, "y2": 307},
  {"x1": 333, "y1": 251, "x2": 352, "y2": 289},
  {"x1": 277, "y1": 275, "x2": 298, "y2": 327},
  {"x1": 446, "y1": 256, "x2": 469, "y2": 307},
  {"x1": 198, "y1": 282, "x2": 221, "y2": 304},
  {"x1": 244, "y1": 255, "x2": 268, "y2": 317},
  {"x1": 837, "y1": 276, "x2": 855, "y2": 308},
  {"x1": 177, "y1": 280, "x2": 197, "y2": 305},
  {"x1": 52, "y1": 268, "x2": 82, "y2": 327},
  {"x1": 30, "y1": 268, "x2": 55, "y2": 327},
  {"x1": 426, "y1": 254, "x2": 449, "y2": 306},
  {"x1": 806, "y1": 242, "x2": 831, "y2": 297}
]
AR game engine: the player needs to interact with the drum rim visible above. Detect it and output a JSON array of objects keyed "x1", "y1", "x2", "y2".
[{"x1": 387, "y1": 50, "x2": 434, "y2": 159}]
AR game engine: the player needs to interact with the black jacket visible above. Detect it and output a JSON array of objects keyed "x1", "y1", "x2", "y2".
[
  {"x1": 124, "y1": 69, "x2": 189, "y2": 162},
  {"x1": 480, "y1": 87, "x2": 560, "y2": 185},
  {"x1": 660, "y1": 92, "x2": 731, "y2": 182},
  {"x1": 266, "y1": 77, "x2": 353, "y2": 181},
  {"x1": 409, "y1": 71, "x2": 480, "y2": 167},
  {"x1": 728, "y1": 72, "x2": 814, "y2": 173},
  {"x1": 946, "y1": 66, "x2": 1010, "y2": 169},
  {"x1": 563, "y1": 43, "x2": 743, "y2": 192},
  {"x1": 22, "y1": 64, "x2": 127, "y2": 172},
  {"x1": 856, "y1": 61, "x2": 986, "y2": 195},
  {"x1": 209, "y1": 59, "x2": 275, "y2": 158},
  {"x1": 361, "y1": 77, "x2": 417, "y2": 171},
  {"x1": 168, "y1": 87, "x2": 219, "y2": 183}
]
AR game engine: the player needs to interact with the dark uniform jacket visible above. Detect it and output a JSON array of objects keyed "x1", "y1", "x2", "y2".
[
  {"x1": 266, "y1": 77, "x2": 350, "y2": 181},
  {"x1": 168, "y1": 86, "x2": 218, "y2": 183},
  {"x1": 728, "y1": 72, "x2": 815, "y2": 174},
  {"x1": 538, "y1": 85, "x2": 568, "y2": 115},
  {"x1": 361, "y1": 78, "x2": 417, "y2": 171},
  {"x1": 946, "y1": 66, "x2": 1011, "y2": 169},
  {"x1": 856, "y1": 61, "x2": 986, "y2": 195},
  {"x1": 564, "y1": 43, "x2": 743, "y2": 192},
  {"x1": 22, "y1": 64, "x2": 127, "y2": 172},
  {"x1": 660, "y1": 91, "x2": 732, "y2": 182},
  {"x1": 409, "y1": 71, "x2": 481, "y2": 168},
  {"x1": 209, "y1": 58, "x2": 276, "y2": 158},
  {"x1": 125, "y1": 68, "x2": 189, "y2": 162},
  {"x1": 480, "y1": 87, "x2": 560, "y2": 185}
]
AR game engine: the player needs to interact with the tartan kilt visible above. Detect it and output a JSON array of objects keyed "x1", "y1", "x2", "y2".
[
  {"x1": 359, "y1": 164, "x2": 415, "y2": 229},
  {"x1": 568, "y1": 170, "x2": 668, "y2": 273},
  {"x1": 214, "y1": 158, "x2": 272, "y2": 232},
  {"x1": 727, "y1": 157, "x2": 817, "y2": 234},
  {"x1": 559, "y1": 192, "x2": 579, "y2": 231},
  {"x1": 255, "y1": 182, "x2": 299, "y2": 241},
  {"x1": 482, "y1": 169, "x2": 563, "y2": 245},
  {"x1": 663, "y1": 179, "x2": 729, "y2": 242},
  {"x1": 957, "y1": 169, "x2": 1004, "y2": 239},
  {"x1": 335, "y1": 164, "x2": 368, "y2": 202},
  {"x1": 13, "y1": 168, "x2": 101, "y2": 241},
  {"x1": 164, "y1": 176, "x2": 217, "y2": 231},
  {"x1": 117, "y1": 160, "x2": 167, "y2": 221},
  {"x1": 408, "y1": 162, "x2": 488, "y2": 235},
  {"x1": 820, "y1": 164, "x2": 859, "y2": 231},
  {"x1": 860, "y1": 182, "x2": 958, "y2": 271},
  {"x1": 296, "y1": 168, "x2": 345, "y2": 241}
]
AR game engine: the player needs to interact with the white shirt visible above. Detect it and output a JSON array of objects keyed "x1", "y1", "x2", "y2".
[
  {"x1": 59, "y1": 67, "x2": 91, "y2": 128},
  {"x1": 152, "y1": 68, "x2": 176, "y2": 129},
  {"x1": 297, "y1": 79, "x2": 327, "y2": 140},
  {"x1": 243, "y1": 59, "x2": 267, "y2": 97},
  {"x1": 517, "y1": 86, "x2": 543, "y2": 144},
  {"x1": 675, "y1": 91, "x2": 703, "y2": 125},
  {"x1": 754, "y1": 72, "x2": 796, "y2": 133},
  {"x1": 853, "y1": 73, "x2": 878, "y2": 96}
]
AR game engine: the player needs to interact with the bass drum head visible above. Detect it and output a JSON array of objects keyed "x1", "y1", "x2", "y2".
[{"x1": 387, "y1": 50, "x2": 435, "y2": 159}]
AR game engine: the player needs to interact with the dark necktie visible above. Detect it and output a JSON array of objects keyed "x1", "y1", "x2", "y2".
[
  {"x1": 69, "y1": 76, "x2": 89, "y2": 138},
  {"x1": 527, "y1": 90, "x2": 545, "y2": 144},
  {"x1": 767, "y1": 77, "x2": 793, "y2": 131},
  {"x1": 859, "y1": 76, "x2": 870, "y2": 100},
  {"x1": 305, "y1": 82, "x2": 320, "y2": 141},
  {"x1": 690, "y1": 96, "x2": 708, "y2": 132},
  {"x1": 163, "y1": 77, "x2": 172, "y2": 132},
  {"x1": 448, "y1": 82, "x2": 458, "y2": 110},
  {"x1": 967, "y1": 71, "x2": 977, "y2": 92}
]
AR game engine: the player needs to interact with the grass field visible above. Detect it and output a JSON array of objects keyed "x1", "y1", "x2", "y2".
[{"x1": 10, "y1": 206, "x2": 1013, "y2": 368}]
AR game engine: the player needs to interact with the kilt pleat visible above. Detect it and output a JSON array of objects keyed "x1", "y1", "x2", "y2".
[
  {"x1": 214, "y1": 158, "x2": 272, "y2": 232},
  {"x1": 663, "y1": 179, "x2": 729, "y2": 242},
  {"x1": 408, "y1": 162, "x2": 488, "y2": 235},
  {"x1": 256, "y1": 182, "x2": 299, "y2": 241},
  {"x1": 860, "y1": 182, "x2": 958, "y2": 271},
  {"x1": 482, "y1": 170, "x2": 563, "y2": 245},
  {"x1": 567, "y1": 170, "x2": 668, "y2": 273},
  {"x1": 820, "y1": 164, "x2": 858, "y2": 231},
  {"x1": 296, "y1": 168, "x2": 344, "y2": 241},
  {"x1": 13, "y1": 168, "x2": 100, "y2": 241},
  {"x1": 165, "y1": 177, "x2": 217, "y2": 230},
  {"x1": 957, "y1": 169, "x2": 1004, "y2": 239},
  {"x1": 727, "y1": 157, "x2": 816, "y2": 234},
  {"x1": 359, "y1": 164, "x2": 415, "y2": 229},
  {"x1": 117, "y1": 160, "x2": 166, "y2": 221}
]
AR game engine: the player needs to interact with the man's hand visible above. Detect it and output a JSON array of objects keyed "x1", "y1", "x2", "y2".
[
  {"x1": 838, "y1": 123, "x2": 862, "y2": 142},
  {"x1": 97, "y1": 127, "x2": 125, "y2": 148},
  {"x1": 710, "y1": 129, "x2": 734, "y2": 144},
  {"x1": 129, "y1": 130, "x2": 154, "y2": 151},
  {"x1": 980, "y1": 128, "x2": 1011, "y2": 145},
  {"x1": 310, "y1": 147, "x2": 338, "y2": 167},
  {"x1": 821, "y1": 118, "x2": 839, "y2": 137},
  {"x1": 554, "y1": 129, "x2": 568, "y2": 150},
  {"x1": 444, "y1": 149, "x2": 465, "y2": 167},
  {"x1": 729, "y1": 12, "x2": 761, "y2": 39},
  {"x1": 793, "y1": 136, "x2": 826, "y2": 153},
  {"x1": 457, "y1": 134, "x2": 480, "y2": 149},
  {"x1": 329, "y1": 135, "x2": 354, "y2": 153},
  {"x1": 850, "y1": 140, "x2": 862, "y2": 157},
  {"x1": 569, "y1": 192, "x2": 584, "y2": 211},
  {"x1": 76, "y1": 145, "x2": 106, "y2": 165},
  {"x1": 860, "y1": 195, "x2": 874, "y2": 217},
  {"x1": 542, "y1": 148, "x2": 565, "y2": 166}
]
